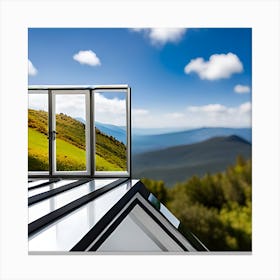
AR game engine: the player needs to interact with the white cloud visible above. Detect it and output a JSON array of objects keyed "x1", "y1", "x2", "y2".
[
  {"x1": 29, "y1": 94, "x2": 48, "y2": 111},
  {"x1": 184, "y1": 102, "x2": 251, "y2": 127},
  {"x1": 188, "y1": 104, "x2": 227, "y2": 113},
  {"x1": 234, "y1": 84, "x2": 251, "y2": 94},
  {"x1": 184, "y1": 53, "x2": 243, "y2": 80},
  {"x1": 132, "y1": 102, "x2": 251, "y2": 129},
  {"x1": 56, "y1": 95, "x2": 86, "y2": 119},
  {"x1": 94, "y1": 92, "x2": 126, "y2": 126},
  {"x1": 55, "y1": 92, "x2": 126, "y2": 125},
  {"x1": 28, "y1": 59, "x2": 37, "y2": 76},
  {"x1": 132, "y1": 108, "x2": 149, "y2": 116},
  {"x1": 28, "y1": 91, "x2": 251, "y2": 129},
  {"x1": 239, "y1": 102, "x2": 252, "y2": 113},
  {"x1": 132, "y1": 28, "x2": 186, "y2": 45},
  {"x1": 73, "y1": 50, "x2": 101, "y2": 66},
  {"x1": 29, "y1": 92, "x2": 127, "y2": 126},
  {"x1": 165, "y1": 112, "x2": 185, "y2": 119}
]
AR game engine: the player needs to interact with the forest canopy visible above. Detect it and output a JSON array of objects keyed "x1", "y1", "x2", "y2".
[{"x1": 141, "y1": 156, "x2": 252, "y2": 251}]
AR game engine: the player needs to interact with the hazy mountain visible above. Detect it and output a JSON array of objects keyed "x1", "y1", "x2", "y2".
[
  {"x1": 95, "y1": 122, "x2": 126, "y2": 144},
  {"x1": 75, "y1": 118, "x2": 126, "y2": 144},
  {"x1": 132, "y1": 127, "x2": 252, "y2": 154},
  {"x1": 75, "y1": 117, "x2": 86, "y2": 124},
  {"x1": 132, "y1": 135, "x2": 251, "y2": 187}
]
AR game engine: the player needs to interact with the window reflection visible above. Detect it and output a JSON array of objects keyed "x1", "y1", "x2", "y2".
[{"x1": 94, "y1": 91, "x2": 127, "y2": 172}]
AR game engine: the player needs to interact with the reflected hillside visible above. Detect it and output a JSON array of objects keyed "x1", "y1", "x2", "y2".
[{"x1": 28, "y1": 109, "x2": 126, "y2": 171}]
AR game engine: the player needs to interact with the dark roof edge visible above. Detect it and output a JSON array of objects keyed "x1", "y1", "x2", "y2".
[{"x1": 71, "y1": 181, "x2": 149, "y2": 251}]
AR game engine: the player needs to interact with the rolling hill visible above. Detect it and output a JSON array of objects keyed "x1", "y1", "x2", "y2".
[
  {"x1": 28, "y1": 109, "x2": 126, "y2": 172},
  {"x1": 132, "y1": 127, "x2": 252, "y2": 154},
  {"x1": 132, "y1": 135, "x2": 251, "y2": 186}
]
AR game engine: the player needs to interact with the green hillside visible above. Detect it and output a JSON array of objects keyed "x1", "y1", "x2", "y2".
[
  {"x1": 142, "y1": 156, "x2": 252, "y2": 251},
  {"x1": 133, "y1": 135, "x2": 251, "y2": 186},
  {"x1": 28, "y1": 109, "x2": 126, "y2": 172}
]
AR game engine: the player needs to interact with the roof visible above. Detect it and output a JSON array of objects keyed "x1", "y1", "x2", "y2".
[{"x1": 28, "y1": 178, "x2": 208, "y2": 253}]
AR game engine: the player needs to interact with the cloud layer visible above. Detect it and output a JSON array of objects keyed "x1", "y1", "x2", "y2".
[
  {"x1": 28, "y1": 59, "x2": 37, "y2": 76},
  {"x1": 73, "y1": 50, "x2": 101, "y2": 66},
  {"x1": 29, "y1": 91, "x2": 251, "y2": 129},
  {"x1": 29, "y1": 92, "x2": 127, "y2": 126},
  {"x1": 132, "y1": 28, "x2": 186, "y2": 45},
  {"x1": 94, "y1": 92, "x2": 126, "y2": 126},
  {"x1": 132, "y1": 102, "x2": 251, "y2": 129},
  {"x1": 234, "y1": 84, "x2": 251, "y2": 94},
  {"x1": 184, "y1": 53, "x2": 243, "y2": 80}
]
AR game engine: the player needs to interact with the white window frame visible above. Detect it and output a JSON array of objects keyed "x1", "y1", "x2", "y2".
[
  {"x1": 92, "y1": 86, "x2": 131, "y2": 178},
  {"x1": 28, "y1": 85, "x2": 131, "y2": 178},
  {"x1": 51, "y1": 89, "x2": 91, "y2": 176},
  {"x1": 28, "y1": 89, "x2": 50, "y2": 176}
]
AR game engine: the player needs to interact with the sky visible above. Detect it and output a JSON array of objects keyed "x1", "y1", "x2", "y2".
[{"x1": 28, "y1": 28, "x2": 252, "y2": 130}]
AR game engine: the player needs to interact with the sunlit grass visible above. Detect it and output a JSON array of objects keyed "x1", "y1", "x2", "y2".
[{"x1": 28, "y1": 128, "x2": 123, "y2": 171}]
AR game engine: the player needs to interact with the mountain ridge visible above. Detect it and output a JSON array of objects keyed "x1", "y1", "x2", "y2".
[
  {"x1": 132, "y1": 127, "x2": 251, "y2": 154},
  {"x1": 132, "y1": 135, "x2": 251, "y2": 186}
]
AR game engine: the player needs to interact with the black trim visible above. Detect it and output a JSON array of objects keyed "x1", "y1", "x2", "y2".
[
  {"x1": 70, "y1": 181, "x2": 153, "y2": 251},
  {"x1": 29, "y1": 87, "x2": 129, "y2": 91},
  {"x1": 29, "y1": 87, "x2": 92, "y2": 91},
  {"x1": 73, "y1": 181, "x2": 208, "y2": 251},
  {"x1": 146, "y1": 194, "x2": 208, "y2": 251},
  {"x1": 178, "y1": 223, "x2": 209, "y2": 251},
  {"x1": 28, "y1": 179, "x2": 92, "y2": 206},
  {"x1": 93, "y1": 87, "x2": 128, "y2": 91},
  {"x1": 28, "y1": 174, "x2": 129, "y2": 179},
  {"x1": 88, "y1": 198, "x2": 188, "y2": 252},
  {"x1": 28, "y1": 178, "x2": 128, "y2": 236},
  {"x1": 28, "y1": 179, "x2": 60, "y2": 191}
]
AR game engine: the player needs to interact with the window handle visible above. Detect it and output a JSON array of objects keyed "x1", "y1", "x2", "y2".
[{"x1": 47, "y1": 131, "x2": 58, "y2": 140}]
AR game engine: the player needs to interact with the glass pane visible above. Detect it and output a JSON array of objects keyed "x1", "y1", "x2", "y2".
[
  {"x1": 55, "y1": 94, "x2": 87, "y2": 171},
  {"x1": 29, "y1": 180, "x2": 134, "y2": 251},
  {"x1": 28, "y1": 93, "x2": 49, "y2": 171},
  {"x1": 28, "y1": 179, "x2": 77, "y2": 197},
  {"x1": 28, "y1": 179, "x2": 50, "y2": 188},
  {"x1": 29, "y1": 179, "x2": 116, "y2": 223},
  {"x1": 94, "y1": 91, "x2": 127, "y2": 172}
]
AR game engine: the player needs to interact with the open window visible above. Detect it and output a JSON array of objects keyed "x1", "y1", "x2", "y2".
[
  {"x1": 51, "y1": 89, "x2": 90, "y2": 176},
  {"x1": 28, "y1": 85, "x2": 131, "y2": 178}
]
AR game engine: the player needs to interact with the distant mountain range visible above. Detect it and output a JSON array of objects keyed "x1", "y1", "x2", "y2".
[
  {"x1": 132, "y1": 127, "x2": 252, "y2": 154},
  {"x1": 132, "y1": 135, "x2": 251, "y2": 187},
  {"x1": 75, "y1": 118, "x2": 126, "y2": 144},
  {"x1": 75, "y1": 118, "x2": 252, "y2": 156}
]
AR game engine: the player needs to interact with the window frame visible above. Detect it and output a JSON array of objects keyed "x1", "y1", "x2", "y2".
[
  {"x1": 28, "y1": 85, "x2": 131, "y2": 178},
  {"x1": 92, "y1": 86, "x2": 131, "y2": 178}
]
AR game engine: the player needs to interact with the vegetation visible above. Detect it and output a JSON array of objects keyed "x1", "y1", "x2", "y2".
[
  {"x1": 28, "y1": 109, "x2": 126, "y2": 171},
  {"x1": 141, "y1": 156, "x2": 252, "y2": 251},
  {"x1": 96, "y1": 128, "x2": 126, "y2": 171}
]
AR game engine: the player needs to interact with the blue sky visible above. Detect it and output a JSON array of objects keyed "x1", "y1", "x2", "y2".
[{"x1": 28, "y1": 28, "x2": 252, "y2": 130}]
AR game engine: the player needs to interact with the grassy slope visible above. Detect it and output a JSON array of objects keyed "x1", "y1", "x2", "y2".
[{"x1": 28, "y1": 109, "x2": 126, "y2": 171}]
